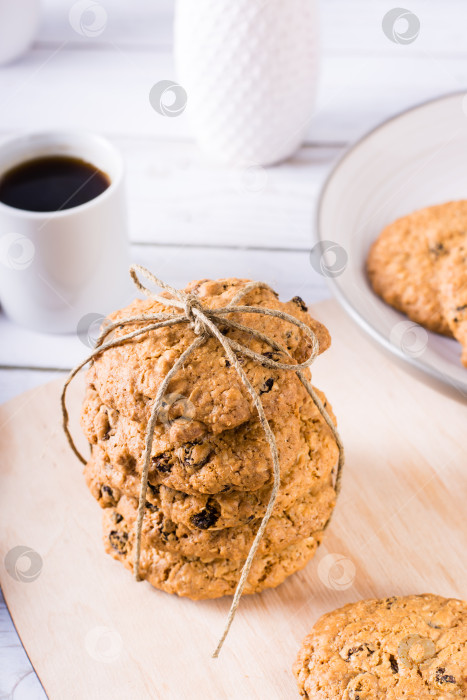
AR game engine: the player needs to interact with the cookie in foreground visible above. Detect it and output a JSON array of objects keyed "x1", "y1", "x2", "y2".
[{"x1": 294, "y1": 594, "x2": 467, "y2": 699}]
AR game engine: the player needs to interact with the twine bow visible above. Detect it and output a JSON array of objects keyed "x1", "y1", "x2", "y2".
[{"x1": 61, "y1": 265, "x2": 344, "y2": 657}]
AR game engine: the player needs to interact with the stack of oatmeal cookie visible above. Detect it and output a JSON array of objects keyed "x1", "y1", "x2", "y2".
[{"x1": 80, "y1": 278, "x2": 339, "y2": 600}]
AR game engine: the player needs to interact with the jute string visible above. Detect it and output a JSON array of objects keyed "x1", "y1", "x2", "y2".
[{"x1": 61, "y1": 265, "x2": 344, "y2": 657}]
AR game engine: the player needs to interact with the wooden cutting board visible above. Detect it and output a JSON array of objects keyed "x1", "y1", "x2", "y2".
[{"x1": 1, "y1": 300, "x2": 466, "y2": 700}]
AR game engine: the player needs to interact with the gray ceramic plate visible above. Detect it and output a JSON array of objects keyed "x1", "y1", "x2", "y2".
[{"x1": 316, "y1": 92, "x2": 467, "y2": 399}]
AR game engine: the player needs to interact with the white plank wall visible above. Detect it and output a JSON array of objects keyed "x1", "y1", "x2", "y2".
[{"x1": 1, "y1": 0, "x2": 467, "y2": 697}]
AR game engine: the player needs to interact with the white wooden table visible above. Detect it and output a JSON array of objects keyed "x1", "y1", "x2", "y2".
[{"x1": 1, "y1": 1, "x2": 467, "y2": 697}]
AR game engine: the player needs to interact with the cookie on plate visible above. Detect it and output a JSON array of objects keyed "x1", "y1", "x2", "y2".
[
  {"x1": 436, "y1": 242, "x2": 467, "y2": 367},
  {"x1": 367, "y1": 207, "x2": 452, "y2": 335},
  {"x1": 294, "y1": 594, "x2": 467, "y2": 699},
  {"x1": 420, "y1": 201, "x2": 467, "y2": 367},
  {"x1": 367, "y1": 200, "x2": 467, "y2": 366}
]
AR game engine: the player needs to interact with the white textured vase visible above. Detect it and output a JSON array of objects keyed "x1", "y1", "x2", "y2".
[{"x1": 174, "y1": 0, "x2": 320, "y2": 166}]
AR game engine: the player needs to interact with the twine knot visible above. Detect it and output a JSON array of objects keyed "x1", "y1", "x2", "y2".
[
  {"x1": 61, "y1": 264, "x2": 344, "y2": 658},
  {"x1": 183, "y1": 294, "x2": 205, "y2": 335}
]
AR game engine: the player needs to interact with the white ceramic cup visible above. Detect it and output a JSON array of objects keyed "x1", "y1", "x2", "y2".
[
  {"x1": 0, "y1": 132, "x2": 131, "y2": 333},
  {"x1": 0, "y1": 0, "x2": 41, "y2": 66}
]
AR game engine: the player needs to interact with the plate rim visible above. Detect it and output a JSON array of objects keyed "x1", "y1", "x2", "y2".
[{"x1": 315, "y1": 89, "x2": 467, "y2": 399}]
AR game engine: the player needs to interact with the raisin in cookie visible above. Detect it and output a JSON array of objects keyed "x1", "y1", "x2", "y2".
[
  {"x1": 103, "y1": 507, "x2": 321, "y2": 599},
  {"x1": 294, "y1": 594, "x2": 467, "y2": 699},
  {"x1": 86, "y1": 278, "x2": 330, "y2": 429}
]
